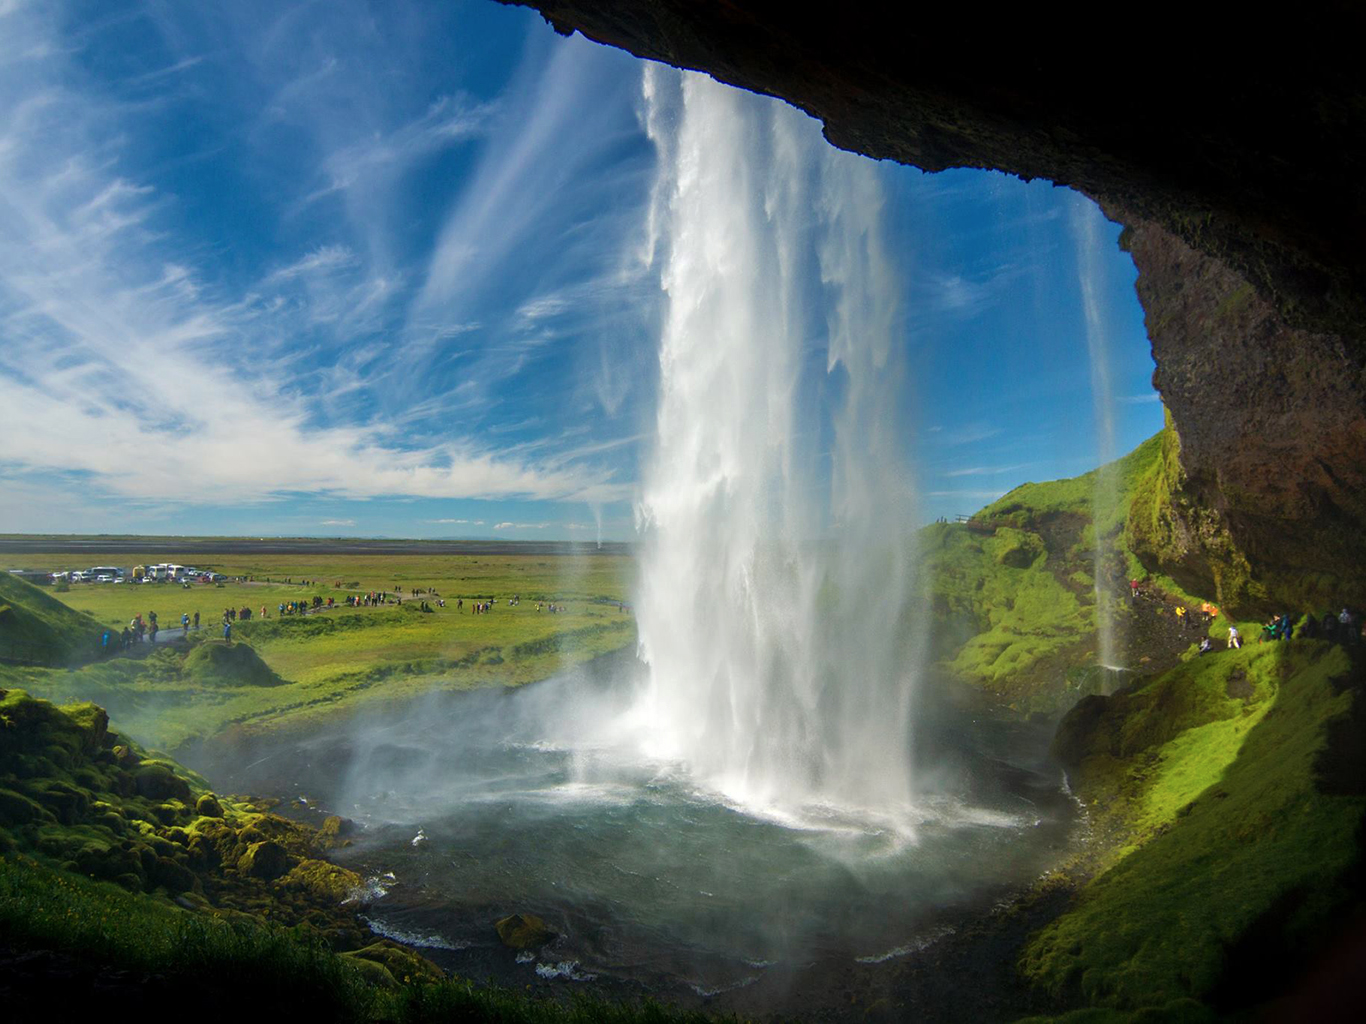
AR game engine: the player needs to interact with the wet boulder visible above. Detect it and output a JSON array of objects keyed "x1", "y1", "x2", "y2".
[
  {"x1": 281, "y1": 858, "x2": 363, "y2": 902},
  {"x1": 316, "y1": 814, "x2": 357, "y2": 850},
  {"x1": 495, "y1": 912, "x2": 554, "y2": 950}
]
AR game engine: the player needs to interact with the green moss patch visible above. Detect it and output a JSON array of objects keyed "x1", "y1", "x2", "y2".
[
  {"x1": 1023, "y1": 643, "x2": 1364, "y2": 1008},
  {"x1": 184, "y1": 640, "x2": 284, "y2": 687},
  {"x1": 0, "y1": 572, "x2": 105, "y2": 666},
  {"x1": 924, "y1": 432, "x2": 1171, "y2": 714}
]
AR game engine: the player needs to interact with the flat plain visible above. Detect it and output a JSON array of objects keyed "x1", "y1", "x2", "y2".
[{"x1": 4, "y1": 547, "x2": 636, "y2": 751}]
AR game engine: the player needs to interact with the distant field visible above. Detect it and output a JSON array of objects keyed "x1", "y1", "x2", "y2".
[{"x1": 5, "y1": 547, "x2": 637, "y2": 751}]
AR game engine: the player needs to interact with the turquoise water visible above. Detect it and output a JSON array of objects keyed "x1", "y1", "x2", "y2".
[{"x1": 216, "y1": 660, "x2": 1076, "y2": 1003}]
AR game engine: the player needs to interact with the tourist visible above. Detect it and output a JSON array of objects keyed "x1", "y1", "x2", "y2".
[
  {"x1": 1198, "y1": 637, "x2": 1212, "y2": 655},
  {"x1": 223, "y1": 620, "x2": 231, "y2": 642},
  {"x1": 181, "y1": 613, "x2": 189, "y2": 631},
  {"x1": 193, "y1": 611, "x2": 199, "y2": 629},
  {"x1": 1174, "y1": 605, "x2": 1187, "y2": 629},
  {"x1": 1228, "y1": 625, "x2": 1242, "y2": 649}
]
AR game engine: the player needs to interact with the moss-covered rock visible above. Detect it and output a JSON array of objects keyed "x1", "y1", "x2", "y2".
[
  {"x1": 195, "y1": 793, "x2": 224, "y2": 818},
  {"x1": 132, "y1": 764, "x2": 190, "y2": 802},
  {"x1": 238, "y1": 840, "x2": 289, "y2": 880},
  {"x1": 339, "y1": 951, "x2": 398, "y2": 988},
  {"x1": 315, "y1": 814, "x2": 356, "y2": 850},
  {"x1": 0, "y1": 786, "x2": 51, "y2": 826},
  {"x1": 343, "y1": 940, "x2": 444, "y2": 984},
  {"x1": 495, "y1": 912, "x2": 553, "y2": 950},
  {"x1": 281, "y1": 858, "x2": 362, "y2": 902}
]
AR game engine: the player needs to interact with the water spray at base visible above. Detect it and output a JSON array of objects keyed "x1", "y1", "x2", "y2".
[{"x1": 629, "y1": 68, "x2": 924, "y2": 826}]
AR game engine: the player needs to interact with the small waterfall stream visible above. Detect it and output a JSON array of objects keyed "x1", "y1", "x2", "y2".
[{"x1": 1069, "y1": 196, "x2": 1122, "y2": 674}]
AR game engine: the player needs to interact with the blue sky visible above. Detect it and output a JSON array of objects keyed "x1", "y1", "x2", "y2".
[{"x1": 0, "y1": 0, "x2": 1163, "y2": 540}]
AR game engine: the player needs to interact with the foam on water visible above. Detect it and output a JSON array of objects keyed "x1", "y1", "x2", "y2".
[{"x1": 362, "y1": 918, "x2": 470, "y2": 951}]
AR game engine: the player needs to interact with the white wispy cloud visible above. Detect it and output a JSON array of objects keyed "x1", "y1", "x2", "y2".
[
  {"x1": 320, "y1": 518, "x2": 355, "y2": 526},
  {"x1": 267, "y1": 245, "x2": 357, "y2": 282},
  {"x1": 926, "y1": 489, "x2": 1012, "y2": 500},
  {"x1": 0, "y1": 9, "x2": 627, "y2": 513},
  {"x1": 928, "y1": 422, "x2": 1003, "y2": 447},
  {"x1": 1118, "y1": 392, "x2": 1162, "y2": 404},
  {"x1": 492, "y1": 520, "x2": 591, "y2": 531},
  {"x1": 943, "y1": 462, "x2": 1036, "y2": 477}
]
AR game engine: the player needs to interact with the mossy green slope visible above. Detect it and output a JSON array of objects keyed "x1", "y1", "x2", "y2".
[
  {"x1": 924, "y1": 431, "x2": 1165, "y2": 713},
  {"x1": 0, "y1": 572, "x2": 104, "y2": 666},
  {"x1": 183, "y1": 639, "x2": 284, "y2": 687},
  {"x1": 1024, "y1": 641, "x2": 1364, "y2": 1010},
  {"x1": 0, "y1": 686, "x2": 372, "y2": 936}
]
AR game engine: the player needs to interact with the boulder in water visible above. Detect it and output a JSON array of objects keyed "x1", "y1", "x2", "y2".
[
  {"x1": 495, "y1": 912, "x2": 553, "y2": 950},
  {"x1": 281, "y1": 858, "x2": 362, "y2": 902},
  {"x1": 316, "y1": 814, "x2": 356, "y2": 850}
]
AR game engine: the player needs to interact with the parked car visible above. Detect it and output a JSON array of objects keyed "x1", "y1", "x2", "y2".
[{"x1": 94, "y1": 574, "x2": 114, "y2": 583}]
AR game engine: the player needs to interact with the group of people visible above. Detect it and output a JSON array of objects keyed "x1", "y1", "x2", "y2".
[
  {"x1": 1264, "y1": 607, "x2": 1362, "y2": 645},
  {"x1": 277, "y1": 596, "x2": 327, "y2": 616},
  {"x1": 342, "y1": 591, "x2": 393, "y2": 607},
  {"x1": 106, "y1": 609, "x2": 204, "y2": 650},
  {"x1": 1196, "y1": 607, "x2": 1362, "y2": 655}
]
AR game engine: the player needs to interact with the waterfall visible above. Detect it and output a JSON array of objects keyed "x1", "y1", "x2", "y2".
[
  {"x1": 629, "y1": 68, "x2": 922, "y2": 825},
  {"x1": 1069, "y1": 196, "x2": 1121, "y2": 672}
]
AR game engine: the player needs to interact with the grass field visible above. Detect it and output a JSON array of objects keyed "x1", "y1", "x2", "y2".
[{"x1": 3, "y1": 550, "x2": 637, "y2": 751}]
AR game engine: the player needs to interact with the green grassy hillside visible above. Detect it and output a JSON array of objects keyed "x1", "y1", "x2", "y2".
[
  {"x1": 1023, "y1": 641, "x2": 1365, "y2": 1012},
  {"x1": 924, "y1": 431, "x2": 1168, "y2": 713},
  {"x1": 0, "y1": 573, "x2": 105, "y2": 666}
]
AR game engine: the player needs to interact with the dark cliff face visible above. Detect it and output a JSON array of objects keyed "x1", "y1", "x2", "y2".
[
  {"x1": 505, "y1": 2, "x2": 1366, "y2": 340},
  {"x1": 505, "y1": 0, "x2": 1366, "y2": 613},
  {"x1": 1121, "y1": 219, "x2": 1366, "y2": 612}
]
